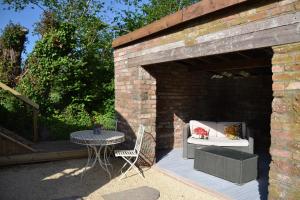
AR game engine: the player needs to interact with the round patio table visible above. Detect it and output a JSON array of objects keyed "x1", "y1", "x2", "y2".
[{"x1": 70, "y1": 130, "x2": 125, "y2": 179}]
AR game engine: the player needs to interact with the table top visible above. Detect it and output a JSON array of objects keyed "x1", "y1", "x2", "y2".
[{"x1": 70, "y1": 130, "x2": 125, "y2": 146}]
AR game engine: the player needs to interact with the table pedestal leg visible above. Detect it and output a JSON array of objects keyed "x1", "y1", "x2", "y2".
[
  {"x1": 81, "y1": 145, "x2": 113, "y2": 179},
  {"x1": 81, "y1": 146, "x2": 94, "y2": 179}
]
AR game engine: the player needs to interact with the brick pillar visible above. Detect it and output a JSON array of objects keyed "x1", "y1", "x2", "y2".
[
  {"x1": 270, "y1": 43, "x2": 300, "y2": 200},
  {"x1": 138, "y1": 66, "x2": 157, "y2": 163},
  {"x1": 114, "y1": 47, "x2": 157, "y2": 165}
]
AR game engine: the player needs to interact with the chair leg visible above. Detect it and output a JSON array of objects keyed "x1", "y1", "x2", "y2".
[
  {"x1": 119, "y1": 157, "x2": 135, "y2": 180},
  {"x1": 131, "y1": 164, "x2": 144, "y2": 179},
  {"x1": 119, "y1": 156, "x2": 132, "y2": 180},
  {"x1": 119, "y1": 162, "x2": 132, "y2": 180},
  {"x1": 118, "y1": 156, "x2": 144, "y2": 180},
  {"x1": 119, "y1": 159, "x2": 129, "y2": 173}
]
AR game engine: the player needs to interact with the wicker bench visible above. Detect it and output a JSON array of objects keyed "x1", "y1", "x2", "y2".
[{"x1": 194, "y1": 146, "x2": 258, "y2": 184}]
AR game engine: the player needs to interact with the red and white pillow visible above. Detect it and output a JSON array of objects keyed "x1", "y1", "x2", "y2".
[
  {"x1": 193, "y1": 127, "x2": 209, "y2": 139},
  {"x1": 190, "y1": 120, "x2": 212, "y2": 139}
]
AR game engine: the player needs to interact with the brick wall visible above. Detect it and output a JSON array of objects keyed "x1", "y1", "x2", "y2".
[
  {"x1": 115, "y1": 63, "x2": 156, "y2": 154},
  {"x1": 114, "y1": 0, "x2": 299, "y2": 146},
  {"x1": 269, "y1": 43, "x2": 300, "y2": 200},
  {"x1": 114, "y1": 0, "x2": 300, "y2": 198},
  {"x1": 205, "y1": 70, "x2": 273, "y2": 152},
  {"x1": 148, "y1": 64, "x2": 273, "y2": 151},
  {"x1": 114, "y1": 0, "x2": 299, "y2": 142},
  {"x1": 147, "y1": 64, "x2": 206, "y2": 149}
]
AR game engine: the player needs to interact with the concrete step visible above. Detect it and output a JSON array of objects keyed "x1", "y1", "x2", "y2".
[{"x1": 0, "y1": 140, "x2": 87, "y2": 166}]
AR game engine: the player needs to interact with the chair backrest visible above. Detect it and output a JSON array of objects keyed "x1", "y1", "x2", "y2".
[{"x1": 134, "y1": 125, "x2": 145, "y2": 153}]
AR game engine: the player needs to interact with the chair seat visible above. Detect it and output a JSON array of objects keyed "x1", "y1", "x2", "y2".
[{"x1": 115, "y1": 150, "x2": 137, "y2": 157}]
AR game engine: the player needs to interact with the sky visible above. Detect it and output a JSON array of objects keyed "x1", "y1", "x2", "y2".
[{"x1": 0, "y1": 0, "x2": 146, "y2": 60}]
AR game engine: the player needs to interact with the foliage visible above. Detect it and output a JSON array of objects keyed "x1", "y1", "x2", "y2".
[
  {"x1": 40, "y1": 103, "x2": 92, "y2": 140},
  {"x1": 34, "y1": 11, "x2": 59, "y2": 36},
  {"x1": 114, "y1": 0, "x2": 199, "y2": 35},
  {"x1": 18, "y1": 22, "x2": 86, "y2": 114},
  {"x1": 0, "y1": 90, "x2": 33, "y2": 139},
  {"x1": 16, "y1": 18, "x2": 114, "y2": 138},
  {"x1": 92, "y1": 97, "x2": 116, "y2": 129},
  {"x1": 0, "y1": 22, "x2": 27, "y2": 50},
  {"x1": 0, "y1": 22, "x2": 28, "y2": 86},
  {"x1": 3, "y1": 0, "x2": 115, "y2": 140},
  {"x1": 1, "y1": 0, "x2": 199, "y2": 140}
]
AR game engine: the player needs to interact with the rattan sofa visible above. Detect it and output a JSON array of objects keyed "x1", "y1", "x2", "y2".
[{"x1": 183, "y1": 121, "x2": 254, "y2": 159}]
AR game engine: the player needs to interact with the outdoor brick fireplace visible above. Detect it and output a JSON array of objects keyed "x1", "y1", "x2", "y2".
[{"x1": 113, "y1": 0, "x2": 300, "y2": 199}]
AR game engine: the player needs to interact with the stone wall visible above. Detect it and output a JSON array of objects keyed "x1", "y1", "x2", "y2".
[{"x1": 269, "y1": 42, "x2": 300, "y2": 200}]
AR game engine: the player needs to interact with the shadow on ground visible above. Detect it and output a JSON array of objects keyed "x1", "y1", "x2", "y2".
[
  {"x1": 257, "y1": 151, "x2": 271, "y2": 200},
  {"x1": 0, "y1": 158, "x2": 124, "y2": 200}
]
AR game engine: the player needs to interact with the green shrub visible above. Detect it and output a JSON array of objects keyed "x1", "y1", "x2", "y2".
[
  {"x1": 40, "y1": 103, "x2": 92, "y2": 140},
  {"x1": 0, "y1": 90, "x2": 33, "y2": 140}
]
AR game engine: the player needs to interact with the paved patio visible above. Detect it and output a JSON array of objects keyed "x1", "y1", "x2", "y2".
[
  {"x1": 0, "y1": 158, "x2": 221, "y2": 200},
  {"x1": 156, "y1": 148, "x2": 270, "y2": 200}
]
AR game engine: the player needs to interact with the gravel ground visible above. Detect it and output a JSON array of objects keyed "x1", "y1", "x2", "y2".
[{"x1": 0, "y1": 158, "x2": 221, "y2": 200}]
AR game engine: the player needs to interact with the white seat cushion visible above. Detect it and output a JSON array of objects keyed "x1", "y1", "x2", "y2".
[{"x1": 187, "y1": 136, "x2": 249, "y2": 147}]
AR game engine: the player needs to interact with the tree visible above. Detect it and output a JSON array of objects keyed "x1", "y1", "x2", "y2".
[
  {"x1": 1, "y1": 0, "x2": 199, "y2": 139},
  {"x1": 3, "y1": 0, "x2": 115, "y2": 139},
  {"x1": 4, "y1": 1, "x2": 114, "y2": 114},
  {"x1": 18, "y1": 23, "x2": 84, "y2": 113},
  {"x1": 34, "y1": 11, "x2": 59, "y2": 37},
  {"x1": 0, "y1": 22, "x2": 28, "y2": 87}
]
